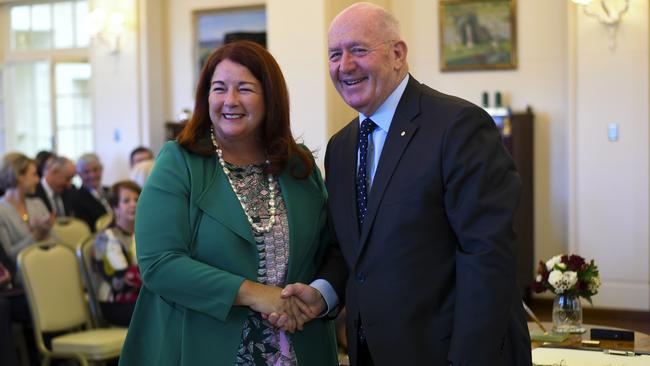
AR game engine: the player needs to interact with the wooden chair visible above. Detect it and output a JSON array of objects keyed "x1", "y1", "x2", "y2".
[
  {"x1": 51, "y1": 217, "x2": 91, "y2": 250},
  {"x1": 17, "y1": 242, "x2": 126, "y2": 366}
]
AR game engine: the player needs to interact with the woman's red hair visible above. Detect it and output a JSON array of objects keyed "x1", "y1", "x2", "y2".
[{"x1": 177, "y1": 40, "x2": 313, "y2": 178}]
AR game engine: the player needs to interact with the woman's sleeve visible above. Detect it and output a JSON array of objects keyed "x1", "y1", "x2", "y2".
[
  {"x1": 135, "y1": 143, "x2": 245, "y2": 322},
  {"x1": 0, "y1": 214, "x2": 34, "y2": 260}
]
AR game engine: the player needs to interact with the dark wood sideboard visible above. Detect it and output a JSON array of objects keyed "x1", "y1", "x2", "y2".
[{"x1": 165, "y1": 121, "x2": 186, "y2": 140}]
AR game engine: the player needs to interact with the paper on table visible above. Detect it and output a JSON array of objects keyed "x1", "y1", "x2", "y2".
[{"x1": 533, "y1": 347, "x2": 650, "y2": 366}]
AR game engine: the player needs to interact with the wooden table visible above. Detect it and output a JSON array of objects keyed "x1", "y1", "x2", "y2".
[
  {"x1": 337, "y1": 323, "x2": 650, "y2": 365},
  {"x1": 529, "y1": 322, "x2": 650, "y2": 353}
]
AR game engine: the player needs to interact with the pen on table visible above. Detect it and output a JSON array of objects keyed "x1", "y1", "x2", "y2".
[
  {"x1": 522, "y1": 301, "x2": 548, "y2": 334},
  {"x1": 604, "y1": 349, "x2": 638, "y2": 356}
]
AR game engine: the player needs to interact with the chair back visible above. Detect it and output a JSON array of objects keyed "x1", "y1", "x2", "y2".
[
  {"x1": 18, "y1": 242, "x2": 90, "y2": 335},
  {"x1": 95, "y1": 212, "x2": 114, "y2": 232},
  {"x1": 52, "y1": 217, "x2": 91, "y2": 250},
  {"x1": 76, "y1": 235, "x2": 105, "y2": 327}
]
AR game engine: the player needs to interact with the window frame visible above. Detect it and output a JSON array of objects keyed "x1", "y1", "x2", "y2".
[{"x1": 2, "y1": 0, "x2": 91, "y2": 157}]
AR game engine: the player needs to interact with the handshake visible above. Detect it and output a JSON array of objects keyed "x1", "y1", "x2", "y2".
[{"x1": 241, "y1": 281, "x2": 327, "y2": 333}]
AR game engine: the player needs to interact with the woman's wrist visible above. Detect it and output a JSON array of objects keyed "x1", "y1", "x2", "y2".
[{"x1": 235, "y1": 279, "x2": 261, "y2": 307}]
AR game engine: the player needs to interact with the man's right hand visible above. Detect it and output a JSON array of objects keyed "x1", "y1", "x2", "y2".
[{"x1": 266, "y1": 283, "x2": 326, "y2": 329}]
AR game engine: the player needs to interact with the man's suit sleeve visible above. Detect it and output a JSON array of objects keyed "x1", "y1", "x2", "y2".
[
  {"x1": 314, "y1": 137, "x2": 349, "y2": 311},
  {"x1": 443, "y1": 106, "x2": 522, "y2": 364}
]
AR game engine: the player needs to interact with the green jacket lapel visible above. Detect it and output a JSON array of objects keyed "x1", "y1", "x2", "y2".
[
  {"x1": 278, "y1": 168, "x2": 324, "y2": 283},
  {"x1": 194, "y1": 163, "x2": 255, "y2": 245}
]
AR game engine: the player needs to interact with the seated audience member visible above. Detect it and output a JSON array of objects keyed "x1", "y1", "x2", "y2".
[
  {"x1": 33, "y1": 155, "x2": 76, "y2": 217},
  {"x1": 0, "y1": 247, "x2": 35, "y2": 366},
  {"x1": 129, "y1": 146, "x2": 154, "y2": 169},
  {"x1": 0, "y1": 259, "x2": 18, "y2": 366},
  {"x1": 0, "y1": 153, "x2": 54, "y2": 260},
  {"x1": 0, "y1": 153, "x2": 53, "y2": 366},
  {"x1": 72, "y1": 153, "x2": 110, "y2": 231},
  {"x1": 128, "y1": 159, "x2": 154, "y2": 188},
  {"x1": 93, "y1": 180, "x2": 141, "y2": 326},
  {"x1": 34, "y1": 150, "x2": 54, "y2": 178}
]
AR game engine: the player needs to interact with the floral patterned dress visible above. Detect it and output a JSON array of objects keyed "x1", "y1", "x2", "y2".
[{"x1": 228, "y1": 162, "x2": 297, "y2": 366}]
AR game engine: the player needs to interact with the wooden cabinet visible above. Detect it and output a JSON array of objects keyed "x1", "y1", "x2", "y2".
[
  {"x1": 165, "y1": 121, "x2": 186, "y2": 140},
  {"x1": 489, "y1": 107, "x2": 535, "y2": 299}
]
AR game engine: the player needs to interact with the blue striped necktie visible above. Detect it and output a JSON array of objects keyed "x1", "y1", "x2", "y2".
[{"x1": 356, "y1": 118, "x2": 377, "y2": 227}]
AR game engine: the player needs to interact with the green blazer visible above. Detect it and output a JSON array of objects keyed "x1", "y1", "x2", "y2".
[{"x1": 119, "y1": 141, "x2": 337, "y2": 365}]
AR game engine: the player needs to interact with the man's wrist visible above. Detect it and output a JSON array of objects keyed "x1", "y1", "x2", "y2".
[{"x1": 310, "y1": 279, "x2": 339, "y2": 317}]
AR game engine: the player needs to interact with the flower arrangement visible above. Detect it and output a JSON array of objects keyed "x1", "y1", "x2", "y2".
[{"x1": 532, "y1": 254, "x2": 601, "y2": 304}]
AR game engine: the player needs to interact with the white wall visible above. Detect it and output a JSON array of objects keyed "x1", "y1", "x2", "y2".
[
  {"x1": 571, "y1": 0, "x2": 649, "y2": 310},
  {"x1": 91, "y1": 0, "x2": 142, "y2": 183},
  {"x1": 91, "y1": 0, "x2": 166, "y2": 184},
  {"x1": 267, "y1": 0, "x2": 328, "y2": 161}
]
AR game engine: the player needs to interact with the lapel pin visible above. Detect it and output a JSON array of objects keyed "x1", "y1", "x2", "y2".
[{"x1": 400, "y1": 131, "x2": 406, "y2": 136}]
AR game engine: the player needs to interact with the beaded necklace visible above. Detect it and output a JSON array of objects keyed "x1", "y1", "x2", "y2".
[{"x1": 210, "y1": 127, "x2": 277, "y2": 233}]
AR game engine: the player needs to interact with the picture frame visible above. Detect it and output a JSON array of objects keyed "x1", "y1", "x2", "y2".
[
  {"x1": 439, "y1": 0, "x2": 517, "y2": 72},
  {"x1": 193, "y1": 6, "x2": 266, "y2": 82}
]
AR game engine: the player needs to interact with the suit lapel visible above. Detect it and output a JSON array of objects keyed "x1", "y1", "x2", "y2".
[
  {"x1": 340, "y1": 120, "x2": 362, "y2": 249},
  {"x1": 357, "y1": 77, "x2": 422, "y2": 258},
  {"x1": 194, "y1": 161, "x2": 255, "y2": 245},
  {"x1": 35, "y1": 184, "x2": 53, "y2": 212}
]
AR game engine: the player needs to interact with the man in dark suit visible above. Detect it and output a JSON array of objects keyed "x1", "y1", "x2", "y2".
[
  {"x1": 274, "y1": 3, "x2": 532, "y2": 365},
  {"x1": 34, "y1": 155, "x2": 76, "y2": 217},
  {"x1": 72, "y1": 153, "x2": 110, "y2": 231}
]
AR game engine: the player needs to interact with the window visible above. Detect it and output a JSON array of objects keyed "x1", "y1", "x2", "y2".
[
  {"x1": 3, "y1": 0, "x2": 91, "y2": 159},
  {"x1": 10, "y1": 0, "x2": 89, "y2": 50},
  {"x1": 55, "y1": 62, "x2": 92, "y2": 159}
]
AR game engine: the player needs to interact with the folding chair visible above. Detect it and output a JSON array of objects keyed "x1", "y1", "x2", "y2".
[
  {"x1": 17, "y1": 242, "x2": 126, "y2": 366},
  {"x1": 51, "y1": 217, "x2": 91, "y2": 250},
  {"x1": 76, "y1": 235, "x2": 105, "y2": 328},
  {"x1": 94, "y1": 213, "x2": 114, "y2": 232}
]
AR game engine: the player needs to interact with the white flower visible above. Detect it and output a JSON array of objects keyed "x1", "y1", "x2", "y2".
[
  {"x1": 556, "y1": 262, "x2": 567, "y2": 270},
  {"x1": 589, "y1": 276, "x2": 601, "y2": 293},
  {"x1": 536, "y1": 274, "x2": 542, "y2": 282},
  {"x1": 548, "y1": 270, "x2": 563, "y2": 289},
  {"x1": 563, "y1": 271, "x2": 577, "y2": 288},
  {"x1": 548, "y1": 269, "x2": 577, "y2": 294},
  {"x1": 546, "y1": 254, "x2": 563, "y2": 271}
]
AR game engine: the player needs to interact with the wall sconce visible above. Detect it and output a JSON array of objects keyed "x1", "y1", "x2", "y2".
[
  {"x1": 571, "y1": 0, "x2": 630, "y2": 50},
  {"x1": 88, "y1": 7, "x2": 127, "y2": 54}
]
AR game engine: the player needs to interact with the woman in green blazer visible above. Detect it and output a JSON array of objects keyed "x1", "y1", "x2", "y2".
[{"x1": 119, "y1": 41, "x2": 338, "y2": 366}]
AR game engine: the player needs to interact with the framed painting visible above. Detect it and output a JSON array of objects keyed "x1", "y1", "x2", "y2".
[
  {"x1": 193, "y1": 6, "x2": 266, "y2": 81},
  {"x1": 439, "y1": 0, "x2": 517, "y2": 71}
]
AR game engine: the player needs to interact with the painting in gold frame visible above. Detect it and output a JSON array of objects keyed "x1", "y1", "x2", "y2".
[
  {"x1": 193, "y1": 6, "x2": 266, "y2": 83},
  {"x1": 439, "y1": 0, "x2": 517, "y2": 72}
]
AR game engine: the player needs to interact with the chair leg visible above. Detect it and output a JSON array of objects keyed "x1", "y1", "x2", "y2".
[
  {"x1": 75, "y1": 355, "x2": 89, "y2": 366},
  {"x1": 40, "y1": 355, "x2": 50, "y2": 366}
]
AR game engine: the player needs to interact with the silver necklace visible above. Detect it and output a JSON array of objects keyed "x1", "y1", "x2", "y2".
[{"x1": 210, "y1": 127, "x2": 277, "y2": 233}]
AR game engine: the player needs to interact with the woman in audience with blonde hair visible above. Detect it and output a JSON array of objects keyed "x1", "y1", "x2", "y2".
[
  {"x1": 0, "y1": 152, "x2": 54, "y2": 262},
  {"x1": 0, "y1": 152, "x2": 53, "y2": 366},
  {"x1": 93, "y1": 180, "x2": 141, "y2": 326}
]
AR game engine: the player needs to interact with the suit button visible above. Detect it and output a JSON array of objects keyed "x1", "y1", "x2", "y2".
[{"x1": 356, "y1": 273, "x2": 365, "y2": 283}]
